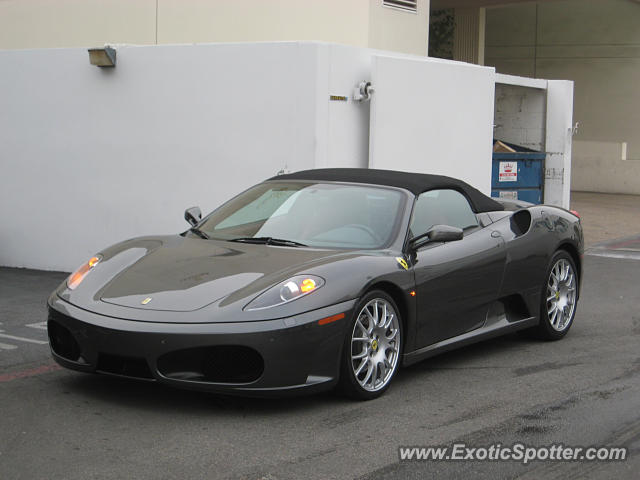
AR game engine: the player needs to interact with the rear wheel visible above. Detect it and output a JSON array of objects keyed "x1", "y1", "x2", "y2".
[
  {"x1": 338, "y1": 290, "x2": 402, "y2": 400},
  {"x1": 533, "y1": 250, "x2": 578, "y2": 340}
]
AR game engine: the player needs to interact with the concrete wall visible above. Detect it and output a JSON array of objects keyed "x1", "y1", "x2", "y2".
[
  {"x1": 368, "y1": 0, "x2": 430, "y2": 56},
  {"x1": 156, "y1": 0, "x2": 369, "y2": 47},
  {"x1": 494, "y1": 84, "x2": 546, "y2": 151},
  {"x1": 0, "y1": 0, "x2": 430, "y2": 56},
  {"x1": 485, "y1": 0, "x2": 640, "y2": 194},
  {"x1": 571, "y1": 141, "x2": 640, "y2": 195},
  {"x1": 0, "y1": 42, "x2": 370, "y2": 271},
  {"x1": 0, "y1": 0, "x2": 158, "y2": 49}
]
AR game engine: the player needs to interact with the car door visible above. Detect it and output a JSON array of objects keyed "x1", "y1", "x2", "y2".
[{"x1": 410, "y1": 189, "x2": 506, "y2": 347}]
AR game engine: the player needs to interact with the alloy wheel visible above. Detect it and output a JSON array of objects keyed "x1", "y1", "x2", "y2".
[
  {"x1": 546, "y1": 258, "x2": 577, "y2": 331},
  {"x1": 350, "y1": 298, "x2": 401, "y2": 392}
]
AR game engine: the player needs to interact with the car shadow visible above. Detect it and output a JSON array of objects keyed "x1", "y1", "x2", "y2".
[
  {"x1": 59, "y1": 372, "x2": 349, "y2": 416},
  {"x1": 396, "y1": 331, "x2": 536, "y2": 379}
]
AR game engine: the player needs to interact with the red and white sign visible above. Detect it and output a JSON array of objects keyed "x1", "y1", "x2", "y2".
[{"x1": 499, "y1": 161, "x2": 518, "y2": 182}]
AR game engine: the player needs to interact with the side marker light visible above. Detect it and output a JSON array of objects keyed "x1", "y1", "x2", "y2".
[{"x1": 318, "y1": 313, "x2": 345, "y2": 326}]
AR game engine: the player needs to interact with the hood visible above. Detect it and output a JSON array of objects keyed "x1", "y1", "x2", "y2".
[{"x1": 93, "y1": 235, "x2": 349, "y2": 312}]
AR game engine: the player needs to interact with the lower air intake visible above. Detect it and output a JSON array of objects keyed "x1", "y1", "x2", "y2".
[
  {"x1": 96, "y1": 353, "x2": 154, "y2": 380},
  {"x1": 157, "y1": 345, "x2": 264, "y2": 384},
  {"x1": 48, "y1": 319, "x2": 81, "y2": 362}
]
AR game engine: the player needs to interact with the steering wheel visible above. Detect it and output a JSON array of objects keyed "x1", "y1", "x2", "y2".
[{"x1": 342, "y1": 224, "x2": 383, "y2": 244}]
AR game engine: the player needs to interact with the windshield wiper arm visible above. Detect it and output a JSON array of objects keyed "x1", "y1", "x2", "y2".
[
  {"x1": 230, "y1": 237, "x2": 307, "y2": 247},
  {"x1": 190, "y1": 227, "x2": 210, "y2": 239}
]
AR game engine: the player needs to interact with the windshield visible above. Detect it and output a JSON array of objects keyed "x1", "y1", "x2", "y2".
[{"x1": 197, "y1": 181, "x2": 406, "y2": 249}]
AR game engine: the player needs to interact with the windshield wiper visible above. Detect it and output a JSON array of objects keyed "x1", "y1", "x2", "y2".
[
  {"x1": 189, "y1": 227, "x2": 210, "y2": 239},
  {"x1": 229, "y1": 237, "x2": 307, "y2": 247}
]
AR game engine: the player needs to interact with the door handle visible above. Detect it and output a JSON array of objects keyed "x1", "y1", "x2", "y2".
[{"x1": 491, "y1": 231, "x2": 502, "y2": 238}]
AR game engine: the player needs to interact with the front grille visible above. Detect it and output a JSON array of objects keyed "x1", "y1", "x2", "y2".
[
  {"x1": 96, "y1": 353, "x2": 154, "y2": 380},
  {"x1": 157, "y1": 345, "x2": 264, "y2": 384}
]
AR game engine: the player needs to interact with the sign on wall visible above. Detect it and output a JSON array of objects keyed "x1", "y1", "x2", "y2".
[{"x1": 499, "y1": 161, "x2": 518, "y2": 182}]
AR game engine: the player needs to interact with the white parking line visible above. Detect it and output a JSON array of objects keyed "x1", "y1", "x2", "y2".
[
  {"x1": 0, "y1": 342, "x2": 18, "y2": 350},
  {"x1": 586, "y1": 250, "x2": 640, "y2": 261},
  {"x1": 26, "y1": 321, "x2": 48, "y2": 330},
  {"x1": 0, "y1": 333, "x2": 48, "y2": 345}
]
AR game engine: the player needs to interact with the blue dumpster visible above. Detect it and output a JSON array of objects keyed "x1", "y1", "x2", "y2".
[{"x1": 491, "y1": 141, "x2": 545, "y2": 204}]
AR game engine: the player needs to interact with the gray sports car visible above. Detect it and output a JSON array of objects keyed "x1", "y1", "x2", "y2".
[{"x1": 47, "y1": 168, "x2": 583, "y2": 399}]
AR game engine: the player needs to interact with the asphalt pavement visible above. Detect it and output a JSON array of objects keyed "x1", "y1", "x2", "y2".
[{"x1": 1, "y1": 243, "x2": 639, "y2": 479}]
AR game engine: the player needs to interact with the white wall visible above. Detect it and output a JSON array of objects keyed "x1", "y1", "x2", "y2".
[
  {"x1": 368, "y1": 56, "x2": 496, "y2": 194},
  {"x1": 316, "y1": 44, "x2": 374, "y2": 170},
  {"x1": 0, "y1": 42, "x2": 361, "y2": 271},
  {"x1": 545, "y1": 80, "x2": 574, "y2": 208}
]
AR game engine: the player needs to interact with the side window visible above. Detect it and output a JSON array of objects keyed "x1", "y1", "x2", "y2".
[{"x1": 410, "y1": 189, "x2": 479, "y2": 238}]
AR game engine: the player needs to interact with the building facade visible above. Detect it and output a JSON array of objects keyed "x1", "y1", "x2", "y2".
[{"x1": 0, "y1": 0, "x2": 430, "y2": 56}]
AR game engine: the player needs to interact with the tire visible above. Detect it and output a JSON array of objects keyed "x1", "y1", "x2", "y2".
[
  {"x1": 338, "y1": 290, "x2": 403, "y2": 400},
  {"x1": 532, "y1": 250, "x2": 579, "y2": 340}
]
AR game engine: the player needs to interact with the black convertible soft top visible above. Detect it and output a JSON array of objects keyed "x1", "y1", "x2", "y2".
[{"x1": 269, "y1": 168, "x2": 504, "y2": 213}]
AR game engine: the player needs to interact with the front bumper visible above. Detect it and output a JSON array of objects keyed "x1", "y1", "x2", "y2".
[{"x1": 47, "y1": 294, "x2": 355, "y2": 397}]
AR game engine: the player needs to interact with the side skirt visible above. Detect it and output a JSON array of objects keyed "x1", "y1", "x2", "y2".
[{"x1": 401, "y1": 316, "x2": 538, "y2": 367}]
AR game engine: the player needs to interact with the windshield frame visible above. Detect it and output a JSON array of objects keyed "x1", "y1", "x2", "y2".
[{"x1": 192, "y1": 180, "x2": 413, "y2": 251}]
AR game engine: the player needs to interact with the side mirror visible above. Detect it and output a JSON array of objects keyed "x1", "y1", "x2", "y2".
[
  {"x1": 184, "y1": 206, "x2": 202, "y2": 227},
  {"x1": 410, "y1": 224, "x2": 463, "y2": 250}
]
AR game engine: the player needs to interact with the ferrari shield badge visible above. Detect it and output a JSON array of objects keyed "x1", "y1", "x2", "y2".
[
  {"x1": 395, "y1": 257, "x2": 409, "y2": 270},
  {"x1": 141, "y1": 297, "x2": 152, "y2": 305}
]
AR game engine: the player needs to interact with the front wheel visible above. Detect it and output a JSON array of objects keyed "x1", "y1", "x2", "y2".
[
  {"x1": 338, "y1": 290, "x2": 402, "y2": 400},
  {"x1": 533, "y1": 250, "x2": 579, "y2": 340}
]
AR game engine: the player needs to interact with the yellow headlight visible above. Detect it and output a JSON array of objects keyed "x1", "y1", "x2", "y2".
[{"x1": 300, "y1": 278, "x2": 317, "y2": 293}]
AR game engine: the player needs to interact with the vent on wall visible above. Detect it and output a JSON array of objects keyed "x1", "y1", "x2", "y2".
[{"x1": 383, "y1": 0, "x2": 418, "y2": 13}]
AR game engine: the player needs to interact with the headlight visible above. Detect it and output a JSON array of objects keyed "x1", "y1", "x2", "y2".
[
  {"x1": 67, "y1": 255, "x2": 102, "y2": 290},
  {"x1": 244, "y1": 274, "x2": 325, "y2": 311}
]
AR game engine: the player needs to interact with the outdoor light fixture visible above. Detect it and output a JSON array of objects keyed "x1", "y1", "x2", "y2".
[{"x1": 88, "y1": 46, "x2": 116, "y2": 67}]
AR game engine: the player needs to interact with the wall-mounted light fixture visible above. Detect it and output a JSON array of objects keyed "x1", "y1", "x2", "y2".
[
  {"x1": 353, "y1": 81, "x2": 374, "y2": 102},
  {"x1": 88, "y1": 46, "x2": 116, "y2": 67}
]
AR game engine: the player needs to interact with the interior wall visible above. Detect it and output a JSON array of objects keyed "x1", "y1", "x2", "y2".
[{"x1": 485, "y1": 0, "x2": 640, "y2": 194}]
